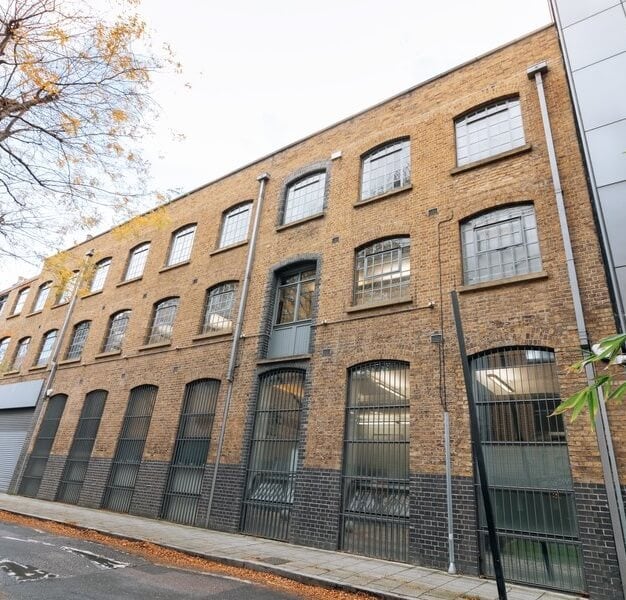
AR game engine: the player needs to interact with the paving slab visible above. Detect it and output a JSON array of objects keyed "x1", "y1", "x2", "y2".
[{"x1": 0, "y1": 493, "x2": 584, "y2": 600}]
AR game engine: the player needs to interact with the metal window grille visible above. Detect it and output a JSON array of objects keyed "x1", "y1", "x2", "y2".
[
  {"x1": 90, "y1": 258, "x2": 111, "y2": 292},
  {"x1": 160, "y1": 379, "x2": 219, "y2": 525},
  {"x1": 102, "y1": 385, "x2": 157, "y2": 513},
  {"x1": 202, "y1": 283, "x2": 236, "y2": 334},
  {"x1": 12, "y1": 288, "x2": 29, "y2": 315},
  {"x1": 58, "y1": 271, "x2": 78, "y2": 304},
  {"x1": 19, "y1": 394, "x2": 67, "y2": 498},
  {"x1": 361, "y1": 140, "x2": 410, "y2": 201},
  {"x1": 284, "y1": 172, "x2": 326, "y2": 224},
  {"x1": 340, "y1": 361, "x2": 410, "y2": 562},
  {"x1": 470, "y1": 347, "x2": 584, "y2": 592},
  {"x1": 0, "y1": 337, "x2": 9, "y2": 363},
  {"x1": 103, "y1": 311, "x2": 130, "y2": 353},
  {"x1": 354, "y1": 238, "x2": 410, "y2": 305},
  {"x1": 32, "y1": 282, "x2": 51, "y2": 312},
  {"x1": 124, "y1": 243, "x2": 150, "y2": 280},
  {"x1": 220, "y1": 203, "x2": 251, "y2": 248},
  {"x1": 36, "y1": 330, "x2": 58, "y2": 366},
  {"x1": 12, "y1": 337, "x2": 30, "y2": 370},
  {"x1": 147, "y1": 298, "x2": 179, "y2": 344},
  {"x1": 167, "y1": 225, "x2": 196, "y2": 266},
  {"x1": 56, "y1": 390, "x2": 107, "y2": 504},
  {"x1": 66, "y1": 322, "x2": 91, "y2": 360},
  {"x1": 462, "y1": 205, "x2": 541, "y2": 285},
  {"x1": 242, "y1": 369, "x2": 304, "y2": 541},
  {"x1": 456, "y1": 97, "x2": 525, "y2": 166}
]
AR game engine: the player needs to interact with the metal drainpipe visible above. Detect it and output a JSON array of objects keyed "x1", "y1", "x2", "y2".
[
  {"x1": 205, "y1": 172, "x2": 270, "y2": 528},
  {"x1": 12, "y1": 248, "x2": 94, "y2": 493},
  {"x1": 528, "y1": 61, "x2": 626, "y2": 594}
]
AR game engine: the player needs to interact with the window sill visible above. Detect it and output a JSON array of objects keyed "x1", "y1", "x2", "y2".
[
  {"x1": 355, "y1": 184, "x2": 413, "y2": 208},
  {"x1": 28, "y1": 365, "x2": 48, "y2": 372},
  {"x1": 276, "y1": 212, "x2": 325, "y2": 232},
  {"x1": 95, "y1": 350, "x2": 122, "y2": 360},
  {"x1": 58, "y1": 357, "x2": 81, "y2": 366},
  {"x1": 258, "y1": 354, "x2": 311, "y2": 365},
  {"x1": 450, "y1": 143, "x2": 532, "y2": 175},
  {"x1": 346, "y1": 297, "x2": 413, "y2": 313},
  {"x1": 116, "y1": 276, "x2": 143, "y2": 288},
  {"x1": 159, "y1": 260, "x2": 191, "y2": 274},
  {"x1": 51, "y1": 301, "x2": 69, "y2": 310},
  {"x1": 5, "y1": 313, "x2": 21, "y2": 320},
  {"x1": 81, "y1": 290, "x2": 103, "y2": 300},
  {"x1": 192, "y1": 331, "x2": 233, "y2": 342},
  {"x1": 25, "y1": 310, "x2": 43, "y2": 318},
  {"x1": 137, "y1": 341, "x2": 171, "y2": 351},
  {"x1": 3, "y1": 370, "x2": 20, "y2": 376},
  {"x1": 209, "y1": 240, "x2": 248, "y2": 257},
  {"x1": 458, "y1": 270, "x2": 548, "y2": 293}
]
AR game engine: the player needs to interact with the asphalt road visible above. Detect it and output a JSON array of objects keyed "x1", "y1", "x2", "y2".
[{"x1": 0, "y1": 520, "x2": 300, "y2": 599}]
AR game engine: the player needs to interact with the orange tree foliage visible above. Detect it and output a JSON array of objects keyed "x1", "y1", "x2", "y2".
[{"x1": 0, "y1": 0, "x2": 177, "y2": 262}]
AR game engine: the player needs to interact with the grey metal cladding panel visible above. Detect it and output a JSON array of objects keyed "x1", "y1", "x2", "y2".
[
  {"x1": 599, "y1": 181, "x2": 626, "y2": 267},
  {"x1": 0, "y1": 379, "x2": 44, "y2": 409},
  {"x1": 564, "y1": 5, "x2": 626, "y2": 71},
  {"x1": 557, "y1": 0, "x2": 619, "y2": 28},
  {"x1": 616, "y1": 266, "x2": 626, "y2": 316},
  {"x1": 574, "y1": 53, "x2": 626, "y2": 130},
  {"x1": 586, "y1": 119, "x2": 626, "y2": 187}
]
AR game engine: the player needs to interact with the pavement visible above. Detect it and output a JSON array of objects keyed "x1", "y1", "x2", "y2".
[{"x1": 0, "y1": 493, "x2": 582, "y2": 600}]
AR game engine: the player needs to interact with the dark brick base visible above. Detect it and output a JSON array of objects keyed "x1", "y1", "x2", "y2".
[
  {"x1": 37, "y1": 454, "x2": 66, "y2": 501},
  {"x1": 202, "y1": 463, "x2": 246, "y2": 532},
  {"x1": 78, "y1": 457, "x2": 112, "y2": 509},
  {"x1": 130, "y1": 460, "x2": 170, "y2": 518},
  {"x1": 290, "y1": 468, "x2": 341, "y2": 550}
]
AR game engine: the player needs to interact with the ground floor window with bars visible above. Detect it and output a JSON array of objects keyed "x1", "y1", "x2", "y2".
[
  {"x1": 241, "y1": 369, "x2": 304, "y2": 541},
  {"x1": 470, "y1": 347, "x2": 584, "y2": 592},
  {"x1": 102, "y1": 385, "x2": 157, "y2": 513},
  {"x1": 160, "y1": 379, "x2": 219, "y2": 525},
  {"x1": 340, "y1": 361, "x2": 409, "y2": 562},
  {"x1": 56, "y1": 390, "x2": 107, "y2": 504},
  {"x1": 19, "y1": 394, "x2": 67, "y2": 498}
]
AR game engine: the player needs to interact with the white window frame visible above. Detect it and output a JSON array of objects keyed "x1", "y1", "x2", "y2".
[
  {"x1": 360, "y1": 139, "x2": 410, "y2": 201},
  {"x1": 219, "y1": 203, "x2": 251, "y2": 248},
  {"x1": 283, "y1": 172, "x2": 326, "y2": 224},
  {"x1": 90, "y1": 259, "x2": 111, "y2": 293},
  {"x1": 124, "y1": 243, "x2": 150, "y2": 280},
  {"x1": 167, "y1": 225, "x2": 196, "y2": 266}
]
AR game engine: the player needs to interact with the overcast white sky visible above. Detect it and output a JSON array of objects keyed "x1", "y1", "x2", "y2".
[{"x1": 0, "y1": 0, "x2": 552, "y2": 289}]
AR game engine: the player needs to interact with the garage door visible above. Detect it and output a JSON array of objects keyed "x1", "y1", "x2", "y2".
[{"x1": 0, "y1": 408, "x2": 35, "y2": 492}]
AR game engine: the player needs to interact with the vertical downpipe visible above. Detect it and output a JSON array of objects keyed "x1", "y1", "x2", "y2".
[
  {"x1": 528, "y1": 61, "x2": 626, "y2": 595},
  {"x1": 205, "y1": 172, "x2": 270, "y2": 527}
]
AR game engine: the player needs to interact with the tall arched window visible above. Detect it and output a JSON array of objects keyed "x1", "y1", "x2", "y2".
[
  {"x1": 90, "y1": 258, "x2": 111, "y2": 292},
  {"x1": 12, "y1": 337, "x2": 31, "y2": 370},
  {"x1": 219, "y1": 202, "x2": 251, "y2": 248},
  {"x1": 360, "y1": 139, "x2": 410, "y2": 201},
  {"x1": 124, "y1": 242, "x2": 150, "y2": 280},
  {"x1": 66, "y1": 321, "x2": 91, "y2": 360},
  {"x1": 201, "y1": 282, "x2": 237, "y2": 334},
  {"x1": 166, "y1": 224, "x2": 196, "y2": 266},
  {"x1": 146, "y1": 297, "x2": 179, "y2": 344},
  {"x1": 12, "y1": 287, "x2": 30, "y2": 315},
  {"x1": 32, "y1": 281, "x2": 51, "y2": 312},
  {"x1": 57, "y1": 270, "x2": 79, "y2": 304},
  {"x1": 102, "y1": 310, "x2": 131, "y2": 353},
  {"x1": 36, "y1": 329, "x2": 58, "y2": 366},
  {"x1": 283, "y1": 171, "x2": 327, "y2": 224},
  {"x1": 0, "y1": 337, "x2": 10, "y2": 364}
]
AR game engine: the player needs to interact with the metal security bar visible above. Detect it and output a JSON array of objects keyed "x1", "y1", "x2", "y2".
[
  {"x1": 56, "y1": 390, "x2": 107, "y2": 504},
  {"x1": 340, "y1": 361, "x2": 410, "y2": 562},
  {"x1": 160, "y1": 379, "x2": 219, "y2": 525},
  {"x1": 470, "y1": 347, "x2": 584, "y2": 592},
  {"x1": 242, "y1": 369, "x2": 304, "y2": 541},
  {"x1": 102, "y1": 385, "x2": 157, "y2": 513},
  {"x1": 19, "y1": 394, "x2": 67, "y2": 498}
]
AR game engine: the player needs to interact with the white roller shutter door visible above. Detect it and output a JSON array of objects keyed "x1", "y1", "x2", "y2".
[{"x1": 0, "y1": 408, "x2": 35, "y2": 492}]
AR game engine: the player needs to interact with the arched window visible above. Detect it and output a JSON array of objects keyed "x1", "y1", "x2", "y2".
[
  {"x1": 341, "y1": 360, "x2": 410, "y2": 562},
  {"x1": 354, "y1": 237, "x2": 410, "y2": 305},
  {"x1": 147, "y1": 297, "x2": 179, "y2": 344},
  {"x1": 65, "y1": 321, "x2": 91, "y2": 360},
  {"x1": 201, "y1": 282, "x2": 237, "y2": 334},
  {"x1": 103, "y1": 310, "x2": 131, "y2": 353},
  {"x1": 455, "y1": 97, "x2": 525, "y2": 166},
  {"x1": 57, "y1": 270, "x2": 79, "y2": 304},
  {"x1": 36, "y1": 329, "x2": 58, "y2": 366},
  {"x1": 90, "y1": 258, "x2": 111, "y2": 292},
  {"x1": 12, "y1": 287, "x2": 30, "y2": 315},
  {"x1": 283, "y1": 171, "x2": 327, "y2": 224},
  {"x1": 461, "y1": 204, "x2": 541, "y2": 285},
  {"x1": 12, "y1": 337, "x2": 31, "y2": 370},
  {"x1": 167, "y1": 224, "x2": 196, "y2": 266},
  {"x1": 0, "y1": 337, "x2": 10, "y2": 364},
  {"x1": 360, "y1": 139, "x2": 410, "y2": 201},
  {"x1": 32, "y1": 281, "x2": 51, "y2": 312},
  {"x1": 124, "y1": 242, "x2": 150, "y2": 280},
  {"x1": 219, "y1": 202, "x2": 251, "y2": 248}
]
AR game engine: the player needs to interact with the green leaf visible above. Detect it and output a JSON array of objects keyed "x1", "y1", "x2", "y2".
[{"x1": 608, "y1": 382, "x2": 626, "y2": 403}]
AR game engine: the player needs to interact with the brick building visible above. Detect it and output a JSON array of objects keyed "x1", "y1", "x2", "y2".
[{"x1": 0, "y1": 25, "x2": 624, "y2": 598}]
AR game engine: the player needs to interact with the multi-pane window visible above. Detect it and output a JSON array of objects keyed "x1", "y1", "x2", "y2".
[
  {"x1": 66, "y1": 321, "x2": 91, "y2": 360},
  {"x1": 167, "y1": 224, "x2": 196, "y2": 266},
  {"x1": 12, "y1": 337, "x2": 30, "y2": 370},
  {"x1": 32, "y1": 282, "x2": 51, "y2": 312},
  {"x1": 57, "y1": 270, "x2": 79, "y2": 304},
  {"x1": 283, "y1": 172, "x2": 326, "y2": 224},
  {"x1": 124, "y1": 243, "x2": 150, "y2": 280},
  {"x1": 361, "y1": 139, "x2": 410, "y2": 201},
  {"x1": 0, "y1": 337, "x2": 10, "y2": 363},
  {"x1": 103, "y1": 310, "x2": 131, "y2": 353},
  {"x1": 219, "y1": 203, "x2": 251, "y2": 248},
  {"x1": 455, "y1": 97, "x2": 525, "y2": 166},
  {"x1": 462, "y1": 204, "x2": 541, "y2": 285},
  {"x1": 147, "y1": 298, "x2": 179, "y2": 344},
  {"x1": 90, "y1": 258, "x2": 111, "y2": 292},
  {"x1": 202, "y1": 283, "x2": 237, "y2": 334},
  {"x1": 0, "y1": 294, "x2": 6, "y2": 315},
  {"x1": 36, "y1": 330, "x2": 58, "y2": 366},
  {"x1": 354, "y1": 238, "x2": 410, "y2": 305},
  {"x1": 12, "y1": 288, "x2": 29, "y2": 315}
]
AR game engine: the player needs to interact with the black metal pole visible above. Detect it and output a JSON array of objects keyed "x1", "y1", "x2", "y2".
[{"x1": 450, "y1": 290, "x2": 508, "y2": 600}]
